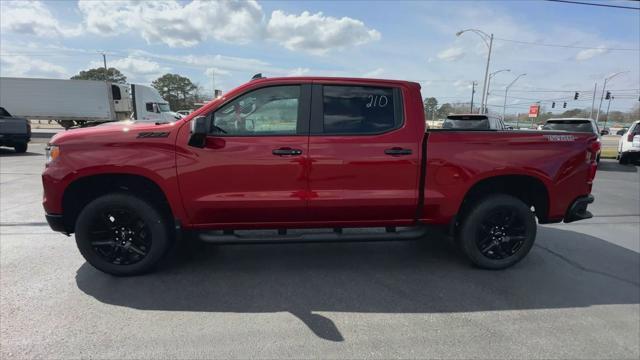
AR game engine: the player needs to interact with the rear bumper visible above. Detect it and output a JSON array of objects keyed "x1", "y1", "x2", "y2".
[
  {"x1": 0, "y1": 133, "x2": 30, "y2": 145},
  {"x1": 45, "y1": 213, "x2": 69, "y2": 235},
  {"x1": 564, "y1": 195, "x2": 594, "y2": 223}
]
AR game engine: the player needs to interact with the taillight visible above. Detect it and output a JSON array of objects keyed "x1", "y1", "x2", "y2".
[
  {"x1": 628, "y1": 133, "x2": 634, "y2": 142},
  {"x1": 586, "y1": 138, "x2": 599, "y2": 184}
]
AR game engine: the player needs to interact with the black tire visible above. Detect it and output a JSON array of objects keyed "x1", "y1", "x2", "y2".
[
  {"x1": 458, "y1": 194, "x2": 537, "y2": 269},
  {"x1": 619, "y1": 154, "x2": 629, "y2": 165},
  {"x1": 75, "y1": 193, "x2": 172, "y2": 276},
  {"x1": 14, "y1": 142, "x2": 27, "y2": 153}
]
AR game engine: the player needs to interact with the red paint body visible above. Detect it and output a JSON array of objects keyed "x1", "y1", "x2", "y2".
[{"x1": 42, "y1": 77, "x2": 598, "y2": 232}]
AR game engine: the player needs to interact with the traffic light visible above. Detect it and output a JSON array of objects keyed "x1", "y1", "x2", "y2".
[
  {"x1": 574, "y1": 92, "x2": 579, "y2": 100},
  {"x1": 551, "y1": 102, "x2": 556, "y2": 108},
  {"x1": 563, "y1": 102, "x2": 567, "y2": 108},
  {"x1": 605, "y1": 91, "x2": 611, "y2": 100}
]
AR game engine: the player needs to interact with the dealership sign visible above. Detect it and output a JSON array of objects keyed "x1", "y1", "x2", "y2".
[{"x1": 528, "y1": 105, "x2": 540, "y2": 118}]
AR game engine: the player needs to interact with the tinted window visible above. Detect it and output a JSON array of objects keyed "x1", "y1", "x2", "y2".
[
  {"x1": 0, "y1": 107, "x2": 10, "y2": 117},
  {"x1": 322, "y1": 86, "x2": 399, "y2": 134},
  {"x1": 145, "y1": 103, "x2": 154, "y2": 112},
  {"x1": 443, "y1": 118, "x2": 490, "y2": 129},
  {"x1": 212, "y1": 86, "x2": 299, "y2": 135},
  {"x1": 542, "y1": 121, "x2": 594, "y2": 133},
  {"x1": 111, "y1": 85, "x2": 122, "y2": 100}
]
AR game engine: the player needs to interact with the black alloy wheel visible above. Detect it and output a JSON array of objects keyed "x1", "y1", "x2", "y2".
[
  {"x1": 458, "y1": 194, "x2": 537, "y2": 269},
  {"x1": 75, "y1": 193, "x2": 172, "y2": 276}
]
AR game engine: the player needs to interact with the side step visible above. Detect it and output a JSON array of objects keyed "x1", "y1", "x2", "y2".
[{"x1": 196, "y1": 225, "x2": 430, "y2": 245}]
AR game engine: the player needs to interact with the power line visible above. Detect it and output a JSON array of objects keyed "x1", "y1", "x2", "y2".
[
  {"x1": 494, "y1": 37, "x2": 639, "y2": 51},
  {"x1": 545, "y1": 0, "x2": 640, "y2": 10}
]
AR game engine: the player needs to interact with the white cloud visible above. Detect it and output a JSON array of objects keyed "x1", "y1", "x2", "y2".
[
  {"x1": 267, "y1": 10, "x2": 380, "y2": 54},
  {"x1": 287, "y1": 67, "x2": 311, "y2": 76},
  {"x1": 89, "y1": 56, "x2": 169, "y2": 82},
  {"x1": 78, "y1": 0, "x2": 264, "y2": 47},
  {"x1": 575, "y1": 46, "x2": 608, "y2": 61},
  {"x1": 74, "y1": 1, "x2": 379, "y2": 53},
  {"x1": 0, "y1": 0, "x2": 81, "y2": 37},
  {"x1": 361, "y1": 68, "x2": 385, "y2": 78},
  {"x1": 0, "y1": 55, "x2": 68, "y2": 78},
  {"x1": 437, "y1": 47, "x2": 465, "y2": 62}
]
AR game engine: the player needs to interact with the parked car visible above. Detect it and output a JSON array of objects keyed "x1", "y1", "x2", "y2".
[
  {"x1": 442, "y1": 114, "x2": 506, "y2": 130},
  {"x1": 601, "y1": 127, "x2": 610, "y2": 135},
  {"x1": 617, "y1": 120, "x2": 640, "y2": 164},
  {"x1": 42, "y1": 76, "x2": 600, "y2": 276},
  {"x1": 542, "y1": 118, "x2": 601, "y2": 162},
  {"x1": 0, "y1": 106, "x2": 30, "y2": 153},
  {"x1": 616, "y1": 127, "x2": 629, "y2": 136}
]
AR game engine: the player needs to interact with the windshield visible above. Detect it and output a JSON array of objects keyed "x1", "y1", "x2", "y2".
[
  {"x1": 158, "y1": 103, "x2": 171, "y2": 112},
  {"x1": 542, "y1": 121, "x2": 594, "y2": 133}
]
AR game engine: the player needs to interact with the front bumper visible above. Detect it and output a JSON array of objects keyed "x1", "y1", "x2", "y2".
[
  {"x1": 45, "y1": 213, "x2": 69, "y2": 235},
  {"x1": 564, "y1": 195, "x2": 594, "y2": 223}
]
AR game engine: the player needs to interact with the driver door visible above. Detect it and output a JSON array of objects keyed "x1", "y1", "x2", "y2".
[{"x1": 177, "y1": 84, "x2": 311, "y2": 226}]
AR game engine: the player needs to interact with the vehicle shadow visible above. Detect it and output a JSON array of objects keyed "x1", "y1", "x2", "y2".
[
  {"x1": 597, "y1": 160, "x2": 638, "y2": 173},
  {"x1": 75, "y1": 227, "x2": 639, "y2": 342},
  {"x1": 0, "y1": 148, "x2": 41, "y2": 157}
]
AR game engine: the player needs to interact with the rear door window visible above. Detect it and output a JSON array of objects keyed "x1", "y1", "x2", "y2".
[{"x1": 320, "y1": 86, "x2": 402, "y2": 134}]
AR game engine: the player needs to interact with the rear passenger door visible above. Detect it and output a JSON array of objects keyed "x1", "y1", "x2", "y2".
[{"x1": 307, "y1": 83, "x2": 420, "y2": 223}]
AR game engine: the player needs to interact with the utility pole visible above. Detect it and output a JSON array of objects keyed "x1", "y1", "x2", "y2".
[
  {"x1": 515, "y1": 112, "x2": 520, "y2": 129},
  {"x1": 211, "y1": 69, "x2": 215, "y2": 99},
  {"x1": 604, "y1": 96, "x2": 613, "y2": 129},
  {"x1": 101, "y1": 52, "x2": 108, "y2": 81},
  {"x1": 589, "y1": 82, "x2": 597, "y2": 119},
  {"x1": 470, "y1": 81, "x2": 477, "y2": 113}
]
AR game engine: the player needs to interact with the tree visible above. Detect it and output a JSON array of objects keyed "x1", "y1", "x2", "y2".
[
  {"x1": 71, "y1": 67, "x2": 127, "y2": 83},
  {"x1": 152, "y1": 73, "x2": 198, "y2": 110},
  {"x1": 437, "y1": 103, "x2": 455, "y2": 118},
  {"x1": 423, "y1": 97, "x2": 438, "y2": 120}
]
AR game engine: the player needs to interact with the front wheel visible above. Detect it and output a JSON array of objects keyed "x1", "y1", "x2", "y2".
[
  {"x1": 619, "y1": 154, "x2": 629, "y2": 165},
  {"x1": 75, "y1": 193, "x2": 172, "y2": 276},
  {"x1": 458, "y1": 194, "x2": 537, "y2": 269}
]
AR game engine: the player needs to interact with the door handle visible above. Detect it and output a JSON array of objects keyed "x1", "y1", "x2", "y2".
[
  {"x1": 384, "y1": 147, "x2": 412, "y2": 156},
  {"x1": 272, "y1": 147, "x2": 303, "y2": 156}
]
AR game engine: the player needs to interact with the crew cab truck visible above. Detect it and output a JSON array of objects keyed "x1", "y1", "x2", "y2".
[{"x1": 42, "y1": 77, "x2": 599, "y2": 276}]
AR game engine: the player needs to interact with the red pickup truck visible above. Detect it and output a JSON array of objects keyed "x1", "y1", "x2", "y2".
[{"x1": 42, "y1": 76, "x2": 599, "y2": 276}]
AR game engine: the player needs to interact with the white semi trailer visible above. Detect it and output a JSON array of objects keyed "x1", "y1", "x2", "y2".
[{"x1": 0, "y1": 77, "x2": 181, "y2": 129}]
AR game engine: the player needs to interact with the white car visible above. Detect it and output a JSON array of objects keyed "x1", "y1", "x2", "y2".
[
  {"x1": 617, "y1": 120, "x2": 640, "y2": 164},
  {"x1": 542, "y1": 118, "x2": 602, "y2": 162}
]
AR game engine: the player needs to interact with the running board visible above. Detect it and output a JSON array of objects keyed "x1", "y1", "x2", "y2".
[{"x1": 195, "y1": 225, "x2": 430, "y2": 245}]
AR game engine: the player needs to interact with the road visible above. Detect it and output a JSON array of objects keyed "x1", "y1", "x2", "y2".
[{"x1": 1, "y1": 142, "x2": 639, "y2": 359}]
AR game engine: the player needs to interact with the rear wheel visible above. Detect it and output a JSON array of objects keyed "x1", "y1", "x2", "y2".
[
  {"x1": 619, "y1": 153, "x2": 629, "y2": 165},
  {"x1": 14, "y1": 142, "x2": 27, "y2": 153},
  {"x1": 458, "y1": 194, "x2": 537, "y2": 269},
  {"x1": 75, "y1": 193, "x2": 172, "y2": 276}
]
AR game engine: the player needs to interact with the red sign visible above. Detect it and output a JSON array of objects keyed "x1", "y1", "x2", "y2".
[{"x1": 528, "y1": 105, "x2": 540, "y2": 118}]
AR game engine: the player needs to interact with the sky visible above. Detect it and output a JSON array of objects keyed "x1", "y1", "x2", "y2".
[{"x1": 1, "y1": 0, "x2": 639, "y2": 115}]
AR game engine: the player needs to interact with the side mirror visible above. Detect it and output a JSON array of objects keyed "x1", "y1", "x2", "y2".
[
  {"x1": 152, "y1": 103, "x2": 160, "y2": 113},
  {"x1": 188, "y1": 116, "x2": 208, "y2": 148}
]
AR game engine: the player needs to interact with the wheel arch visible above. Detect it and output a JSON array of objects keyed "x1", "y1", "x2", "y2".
[
  {"x1": 61, "y1": 173, "x2": 174, "y2": 234},
  {"x1": 457, "y1": 174, "x2": 550, "y2": 225}
]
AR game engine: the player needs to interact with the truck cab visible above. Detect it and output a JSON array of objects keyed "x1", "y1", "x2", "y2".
[{"x1": 42, "y1": 76, "x2": 598, "y2": 276}]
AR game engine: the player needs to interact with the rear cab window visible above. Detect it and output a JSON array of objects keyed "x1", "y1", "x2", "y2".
[
  {"x1": 443, "y1": 115, "x2": 491, "y2": 130},
  {"x1": 543, "y1": 120, "x2": 595, "y2": 133},
  {"x1": 312, "y1": 85, "x2": 403, "y2": 135}
]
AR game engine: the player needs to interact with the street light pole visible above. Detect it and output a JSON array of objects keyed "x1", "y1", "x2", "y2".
[
  {"x1": 596, "y1": 71, "x2": 628, "y2": 123},
  {"x1": 486, "y1": 69, "x2": 510, "y2": 112},
  {"x1": 456, "y1": 29, "x2": 493, "y2": 114},
  {"x1": 604, "y1": 96, "x2": 613, "y2": 129},
  {"x1": 589, "y1": 82, "x2": 597, "y2": 119},
  {"x1": 470, "y1": 81, "x2": 477, "y2": 113},
  {"x1": 503, "y1": 73, "x2": 526, "y2": 122}
]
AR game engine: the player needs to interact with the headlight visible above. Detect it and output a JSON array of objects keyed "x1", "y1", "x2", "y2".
[{"x1": 45, "y1": 144, "x2": 60, "y2": 165}]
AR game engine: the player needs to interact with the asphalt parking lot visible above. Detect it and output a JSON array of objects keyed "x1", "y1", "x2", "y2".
[{"x1": 1, "y1": 142, "x2": 639, "y2": 359}]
